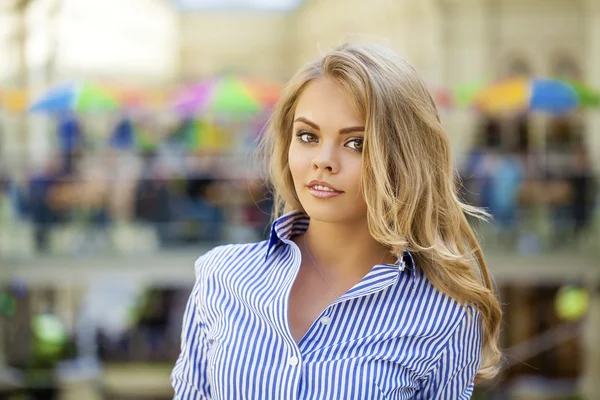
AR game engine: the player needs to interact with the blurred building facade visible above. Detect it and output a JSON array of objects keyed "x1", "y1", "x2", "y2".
[
  {"x1": 1, "y1": 1, "x2": 600, "y2": 399},
  {"x1": 180, "y1": 0, "x2": 600, "y2": 166},
  {"x1": 0, "y1": 0, "x2": 178, "y2": 167},
  {"x1": 2, "y1": 0, "x2": 600, "y2": 164}
]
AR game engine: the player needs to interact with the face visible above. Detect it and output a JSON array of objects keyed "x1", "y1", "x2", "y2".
[{"x1": 288, "y1": 77, "x2": 367, "y2": 223}]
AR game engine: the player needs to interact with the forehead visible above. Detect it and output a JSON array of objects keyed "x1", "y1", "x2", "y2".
[{"x1": 294, "y1": 77, "x2": 363, "y2": 128}]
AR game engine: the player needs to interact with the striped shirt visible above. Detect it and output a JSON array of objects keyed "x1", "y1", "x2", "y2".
[{"x1": 171, "y1": 210, "x2": 483, "y2": 399}]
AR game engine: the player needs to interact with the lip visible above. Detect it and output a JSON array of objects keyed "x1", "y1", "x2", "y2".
[
  {"x1": 307, "y1": 180, "x2": 344, "y2": 199},
  {"x1": 307, "y1": 180, "x2": 342, "y2": 192}
]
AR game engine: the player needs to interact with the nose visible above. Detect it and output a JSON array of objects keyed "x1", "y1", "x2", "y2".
[{"x1": 312, "y1": 146, "x2": 339, "y2": 173}]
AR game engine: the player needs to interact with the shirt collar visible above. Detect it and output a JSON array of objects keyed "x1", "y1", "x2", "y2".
[{"x1": 264, "y1": 210, "x2": 416, "y2": 280}]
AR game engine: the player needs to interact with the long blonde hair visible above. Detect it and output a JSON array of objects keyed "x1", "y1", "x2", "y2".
[{"x1": 257, "y1": 43, "x2": 501, "y2": 381}]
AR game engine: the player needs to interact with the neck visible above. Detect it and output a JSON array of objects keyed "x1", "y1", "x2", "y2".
[{"x1": 301, "y1": 215, "x2": 396, "y2": 279}]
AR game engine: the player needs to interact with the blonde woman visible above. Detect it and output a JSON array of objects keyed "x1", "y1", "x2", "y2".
[{"x1": 171, "y1": 43, "x2": 502, "y2": 399}]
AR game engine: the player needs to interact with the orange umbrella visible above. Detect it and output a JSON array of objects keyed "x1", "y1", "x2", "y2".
[
  {"x1": 103, "y1": 84, "x2": 169, "y2": 111},
  {"x1": 0, "y1": 88, "x2": 29, "y2": 112},
  {"x1": 241, "y1": 77, "x2": 284, "y2": 108}
]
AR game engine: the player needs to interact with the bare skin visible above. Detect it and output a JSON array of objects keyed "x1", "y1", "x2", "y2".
[
  {"x1": 285, "y1": 78, "x2": 397, "y2": 344},
  {"x1": 287, "y1": 240, "x2": 338, "y2": 344}
]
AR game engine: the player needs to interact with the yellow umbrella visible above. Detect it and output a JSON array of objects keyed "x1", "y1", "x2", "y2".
[
  {"x1": 475, "y1": 77, "x2": 530, "y2": 114},
  {"x1": 0, "y1": 88, "x2": 29, "y2": 112}
]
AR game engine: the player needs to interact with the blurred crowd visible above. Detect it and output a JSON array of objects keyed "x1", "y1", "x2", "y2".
[
  {"x1": 0, "y1": 115, "x2": 274, "y2": 255},
  {"x1": 1, "y1": 113, "x2": 598, "y2": 257},
  {"x1": 460, "y1": 115, "x2": 597, "y2": 252}
]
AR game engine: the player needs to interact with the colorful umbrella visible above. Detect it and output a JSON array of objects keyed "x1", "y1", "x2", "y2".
[
  {"x1": 427, "y1": 85, "x2": 454, "y2": 110},
  {"x1": 172, "y1": 75, "x2": 282, "y2": 118},
  {"x1": 470, "y1": 78, "x2": 582, "y2": 115},
  {"x1": 103, "y1": 84, "x2": 169, "y2": 111},
  {"x1": 171, "y1": 119, "x2": 231, "y2": 151},
  {"x1": 559, "y1": 78, "x2": 600, "y2": 108},
  {"x1": 0, "y1": 87, "x2": 29, "y2": 112},
  {"x1": 29, "y1": 82, "x2": 120, "y2": 113},
  {"x1": 242, "y1": 77, "x2": 284, "y2": 109},
  {"x1": 453, "y1": 80, "x2": 489, "y2": 107}
]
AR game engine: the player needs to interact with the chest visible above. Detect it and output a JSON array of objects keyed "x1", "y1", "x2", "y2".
[
  {"x1": 287, "y1": 261, "x2": 339, "y2": 344},
  {"x1": 202, "y1": 259, "x2": 440, "y2": 399}
]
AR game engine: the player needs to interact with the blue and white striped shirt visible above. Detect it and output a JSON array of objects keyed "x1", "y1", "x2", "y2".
[{"x1": 171, "y1": 210, "x2": 483, "y2": 399}]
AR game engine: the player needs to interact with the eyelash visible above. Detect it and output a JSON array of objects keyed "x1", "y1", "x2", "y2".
[{"x1": 294, "y1": 131, "x2": 364, "y2": 153}]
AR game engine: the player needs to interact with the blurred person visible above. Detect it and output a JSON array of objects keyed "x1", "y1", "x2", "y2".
[
  {"x1": 57, "y1": 113, "x2": 84, "y2": 176},
  {"x1": 171, "y1": 43, "x2": 501, "y2": 399},
  {"x1": 545, "y1": 118, "x2": 585, "y2": 246},
  {"x1": 569, "y1": 143, "x2": 597, "y2": 240},
  {"x1": 459, "y1": 118, "x2": 502, "y2": 211},
  {"x1": 27, "y1": 156, "x2": 68, "y2": 253},
  {"x1": 64, "y1": 152, "x2": 117, "y2": 254},
  {"x1": 172, "y1": 151, "x2": 225, "y2": 243},
  {"x1": 134, "y1": 151, "x2": 172, "y2": 246},
  {"x1": 488, "y1": 149, "x2": 524, "y2": 242},
  {"x1": 175, "y1": 178, "x2": 225, "y2": 244},
  {"x1": 0, "y1": 167, "x2": 27, "y2": 221}
]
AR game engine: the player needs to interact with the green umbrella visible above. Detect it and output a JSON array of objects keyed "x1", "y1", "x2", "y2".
[
  {"x1": 455, "y1": 78, "x2": 600, "y2": 110},
  {"x1": 453, "y1": 81, "x2": 484, "y2": 107},
  {"x1": 29, "y1": 82, "x2": 120, "y2": 113},
  {"x1": 559, "y1": 78, "x2": 600, "y2": 108},
  {"x1": 173, "y1": 76, "x2": 262, "y2": 118}
]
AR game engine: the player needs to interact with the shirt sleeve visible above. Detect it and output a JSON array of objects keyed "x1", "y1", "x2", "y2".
[
  {"x1": 415, "y1": 307, "x2": 483, "y2": 400},
  {"x1": 171, "y1": 252, "x2": 214, "y2": 399}
]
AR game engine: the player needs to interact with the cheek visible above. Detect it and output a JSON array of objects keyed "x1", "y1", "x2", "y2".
[
  {"x1": 345, "y1": 156, "x2": 364, "y2": 192},
  {"x1": 288, "y1": 144, "x2": 305, "y2": 185}
]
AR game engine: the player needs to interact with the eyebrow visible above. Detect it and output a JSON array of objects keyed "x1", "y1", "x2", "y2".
[{"x1": 294, "y1": 117, "x2": 365, "y2": 135}]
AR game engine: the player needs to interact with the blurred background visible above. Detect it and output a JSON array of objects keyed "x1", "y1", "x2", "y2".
[{"x1": 0, "y1": 0, "x2": 599, "y2": 399}]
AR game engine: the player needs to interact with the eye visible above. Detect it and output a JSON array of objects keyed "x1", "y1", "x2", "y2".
[
  {"x1": 295, "y1": 131, "x2": 318, "y2": 144},
  {"x1": 345, "y1": 138, "x2": 364, "y2": 152}
]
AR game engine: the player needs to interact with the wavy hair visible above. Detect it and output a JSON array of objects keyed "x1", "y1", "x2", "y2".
[{"x1": 256, "y1": 43, "x2": 502, "y2": 381}]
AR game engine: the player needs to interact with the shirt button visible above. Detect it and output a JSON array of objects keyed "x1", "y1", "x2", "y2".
[
  {"x1": 288, "y1": 356, "x2": 299, "y2": 366},
  {"x1": 320, "y1": 316, "x2": 331, "y2": 326}
]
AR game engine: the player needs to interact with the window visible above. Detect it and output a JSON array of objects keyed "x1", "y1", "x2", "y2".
[{"x1": 551, "y1": 56, "x2": 581, "y2": 80}]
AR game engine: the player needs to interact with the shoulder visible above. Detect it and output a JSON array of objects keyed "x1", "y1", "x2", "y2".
[
  {"x1": 193, "y1": 240, "x2": 270, "y2": 279},
  {"x1": 410, "y1": 267, "x2": 482, "y2": 341},
  {"x1": 407, "y1": 270, "x2": 483, "y2": 378}
]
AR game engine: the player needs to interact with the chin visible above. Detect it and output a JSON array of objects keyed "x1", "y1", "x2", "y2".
[{"x1": 299, "y1": 197, "x2": 363, "y2": 223}]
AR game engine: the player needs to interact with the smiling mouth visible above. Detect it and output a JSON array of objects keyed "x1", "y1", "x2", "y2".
[
  {"x1": 309, "y1": 184, "x2": 342, "y2": 192},
  {"x1": 307, "y1": 184, "x2": 344, "y2": 199}
]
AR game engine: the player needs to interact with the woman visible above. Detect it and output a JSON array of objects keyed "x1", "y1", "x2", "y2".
[{"x1": 171, "y1": 43, "x2": 502, "y2": 399}]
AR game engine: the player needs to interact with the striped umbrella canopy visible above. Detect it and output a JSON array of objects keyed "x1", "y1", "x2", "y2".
[
  {"x1": 0, "y1": 87, "x2": 29, "y2": 112},
  {"x1": 172, "y1": 75, "x2": 283, "y2": 119},
  {"x1": 559, "y1": 78, "x2": 600, "y2": 108},
  {"x1": 103, "y1": 84, "x2": 170, "y2": 111},
  {"x1": 469, "y1": 77, "x2": 584, "y2": 115},
  {"x1": 29, "y1": 82, "x2": 120, "y2": 113}
]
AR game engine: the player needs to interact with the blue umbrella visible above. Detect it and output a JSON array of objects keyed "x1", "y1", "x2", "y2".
[
  {"x1": 530, "y1": 79, "x2": 579, "y2": 114},
  {"x1": 29, "y1": 82, "x2": 120, "y2": 113},
  {"x1": 471, "y1": 77, "x2": 580, "y2": 115}
]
